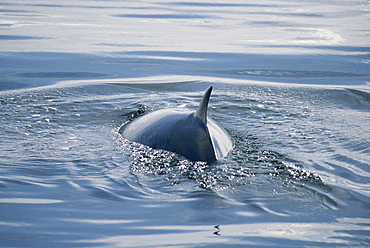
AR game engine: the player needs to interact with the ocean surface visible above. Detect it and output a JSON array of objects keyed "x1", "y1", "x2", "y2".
[{"x1": 1, "y1": 0, "x2": 369, "y2": 247}]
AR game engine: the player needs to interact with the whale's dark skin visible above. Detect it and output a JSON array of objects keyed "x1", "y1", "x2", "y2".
[{"x1": 119, "y1": 86, "x2": 233, "y2": 164}]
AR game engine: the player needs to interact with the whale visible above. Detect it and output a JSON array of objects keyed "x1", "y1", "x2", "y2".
[{"x1": 119, "y1": 86, "x2": 233, "y2": 164}]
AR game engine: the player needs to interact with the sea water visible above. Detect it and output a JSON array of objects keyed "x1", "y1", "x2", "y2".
[{"x1": 0, "y1": 0, "x2": 369, "y2": 247}]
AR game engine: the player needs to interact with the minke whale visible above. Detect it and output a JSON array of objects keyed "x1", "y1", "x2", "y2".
[{"x1": 119, "y1": 86, "x2": 233, "y2": 164}]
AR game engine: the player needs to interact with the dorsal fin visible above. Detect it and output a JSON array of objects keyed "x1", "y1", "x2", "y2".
[{"x1": 195, "y1": 86, "x2": 212, "y2": 124}]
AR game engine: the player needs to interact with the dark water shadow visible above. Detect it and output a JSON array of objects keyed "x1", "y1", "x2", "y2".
[
  {"x1": 0, "y1": 35, "x2": 48, "y2": 40},
  {"x1": 0, "y1": 80, "x2": 29, "y2": 91},
  {"x1": 15, "y1": 72, "x2": 110, "y2": 79},
  {"x1": 2, "y1": 51, "x2": 369, "y2": 93}
]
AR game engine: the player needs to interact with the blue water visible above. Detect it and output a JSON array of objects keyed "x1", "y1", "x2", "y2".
[{"x1": 1, "y1": 0, "x2": 369, "y2": 247}]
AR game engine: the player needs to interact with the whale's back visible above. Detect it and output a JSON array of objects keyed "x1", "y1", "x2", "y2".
[
  {"x1": 120, "y1": 109, "x2": 217, "y2": 164},
  {"x1": 120, "y1": 86, "x2": 232, "y2": 164}
]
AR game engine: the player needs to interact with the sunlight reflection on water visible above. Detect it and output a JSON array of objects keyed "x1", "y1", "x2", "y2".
[{"x1": 0, "y1": 0, "x2": 368, "y2": 54}]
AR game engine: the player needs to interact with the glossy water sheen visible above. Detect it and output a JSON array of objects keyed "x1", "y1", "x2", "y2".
[{"x1": 0, "y1": 0, "x2": 369, "y2": 247}]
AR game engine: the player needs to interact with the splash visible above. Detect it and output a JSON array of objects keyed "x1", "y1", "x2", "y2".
[{"x1": 117, "y1": 108, "x2": 323, "y2": 191}]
